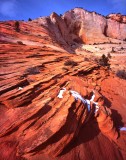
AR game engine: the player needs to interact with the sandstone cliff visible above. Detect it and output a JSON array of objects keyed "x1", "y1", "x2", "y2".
[
  {"x1": 34, "y1": 8, "x2": 126, "y2": 44},
  {"x1": 107, "y1": 13, "x2": 126, "y2": 23},
  {"x1": 62, "y1": 8, "x2": 126, "y2": 43},
  {"x1": 1, "y1": 8, "x2": 126, "y2": 47}
]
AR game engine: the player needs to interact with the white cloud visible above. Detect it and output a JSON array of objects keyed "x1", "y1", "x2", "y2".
[
  {"x1": 110, "y1": 0, "x2": 126, "y2": 13},
  {"x1": 0, "y1": 0, "x2": 17, "y2": 17}
]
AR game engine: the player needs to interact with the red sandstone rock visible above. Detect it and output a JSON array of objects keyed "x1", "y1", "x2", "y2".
[
  {"x1": 0, "y1": 8, "x2": 126, "y2": 160},
  {"x1": 0, "y1": 42, "x2": 126, "y2": 159}
]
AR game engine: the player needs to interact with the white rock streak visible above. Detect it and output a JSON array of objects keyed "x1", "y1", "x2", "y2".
[
  {"x1": 57, "y1": 88, "x2": 99, "y2": 113},
  {"x1": 18, "y1": 87, "x2": 23, "y2": 91},
  {"x1": 119, "y1": 127, "x2": 126, "y2": 131},
  {"x1": 90, "y1": 91, "x2": 99, "y2": 113},
  {"x1": 57, "y1": 88, "x2": 66, "y2": 98}
]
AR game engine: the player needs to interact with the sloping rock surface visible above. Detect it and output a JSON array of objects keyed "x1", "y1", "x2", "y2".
[
  {"x1": 0, "y1": 43, "x2": 126, "y2": 160},
  {"x1": 0, "y1": 8, "x2": 126, "y2": 160}
]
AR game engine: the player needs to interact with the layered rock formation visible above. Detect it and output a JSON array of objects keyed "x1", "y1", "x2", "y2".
[
  {"x1": 34, "y1": 8, "x2": 126, "y2": 44},
  {"x1": 0, "y1": 43, "x2": 126, "y2": 160},
  {"x1": 63, "y1": 8, "x2": 126, "y2": 43},
  {"x1": 0, "y1": 8, "x2": 126, "y2": 160},
  {"x1": 1, "y1": 8, "x2": 126, "y2": 47}
]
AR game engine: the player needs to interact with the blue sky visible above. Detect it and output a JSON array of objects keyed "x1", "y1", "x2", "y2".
[{"x1": 0, "y1": 0, "x2": 126, "y2": 21}]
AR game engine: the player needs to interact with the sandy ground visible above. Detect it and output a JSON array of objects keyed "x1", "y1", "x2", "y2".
[{"x1": 76, "y1": 43, "x2": 126, "y2": 74}]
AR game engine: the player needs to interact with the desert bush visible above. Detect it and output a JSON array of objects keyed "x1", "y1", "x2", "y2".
[
  {"x1": 17, "y1": 41, "x2": 24, "y2": 45},
  {"x1": 15, "y1": 21, "x2": 20, "y2": 32},
  {"x1": 99, "y1": 54, "x2": 110, "y2": 68},
  {"x1": 116, "y1": 70, "x2": 126, "y2": 80},
  {"x1": 84, "y1": 57, "x2": 89, "y2": 61},
  {"x1": 26, "y1": 67, "x2": 40, "y2": 75},
  {"x1": 64, "y1": 60, "x2": 78, "y2": 67}
]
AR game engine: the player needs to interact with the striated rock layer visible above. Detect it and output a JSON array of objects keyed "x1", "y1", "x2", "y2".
[
  {"x1": 0, "y1": 43, "x2": 126, "y2": 160},
  {"x1": 0, "y1": 8, "x2": 126, "y2": 160}
]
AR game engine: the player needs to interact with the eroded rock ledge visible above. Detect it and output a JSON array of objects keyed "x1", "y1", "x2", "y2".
[{"x1": 0, "y1": 43, "x2": 126, "y2": 160}]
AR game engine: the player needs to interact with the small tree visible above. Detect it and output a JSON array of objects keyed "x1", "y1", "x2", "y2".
[
  {"x1": 28, "y1": 18, "x2": 32, "y2": 21},
  {"x1": 15, "y1": 21, "x2": 20, "y2": 32}
]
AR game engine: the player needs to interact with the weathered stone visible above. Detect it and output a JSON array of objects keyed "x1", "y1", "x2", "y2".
[{"x1": 0, "y1": 8, "x2": 126, "y2": 160}]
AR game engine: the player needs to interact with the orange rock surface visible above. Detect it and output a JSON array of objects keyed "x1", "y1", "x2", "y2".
[{"x1": 0, "y1": 8, "x2": 126, "y2": 160}]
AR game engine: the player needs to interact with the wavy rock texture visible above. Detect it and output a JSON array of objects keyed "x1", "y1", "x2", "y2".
[{"x1": 0, "y1": 8, "x2": 126, "y2": 160}]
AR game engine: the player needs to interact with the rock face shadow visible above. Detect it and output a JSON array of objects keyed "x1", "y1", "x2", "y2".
[
  {"x1": 102, "y1": 94, "x2": 112, "y2": 108},
  {"x1": 59, "y1": 119, "x2": 100, "y2": 156},
  {"x1": 111, "y1": 109, "x2": 124, "y2": 130},
  {"x1": 59, "y1": 94, "x2": 124, "y2": 157},
  {"x1": 101, "y1": 94, "x2": 124, "y2": 130}
]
